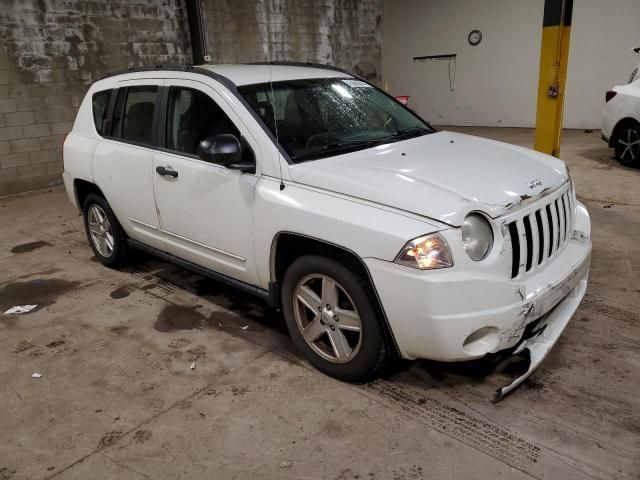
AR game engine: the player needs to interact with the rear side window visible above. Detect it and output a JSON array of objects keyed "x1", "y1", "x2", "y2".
[
  {"x1": 111, "y1": 86, "x2": 158, "y2": 145},
  {"x1": 92, "y1": 90, "x2": 112, "y2": 136}
]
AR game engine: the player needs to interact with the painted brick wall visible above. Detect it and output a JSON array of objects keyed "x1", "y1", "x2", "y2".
[
  {"x1": 201, "y1": 0, "x2": 383, "y2": 81},
  {"x1": 0, "y1": 0, "x2": 191, "y2": 196}
]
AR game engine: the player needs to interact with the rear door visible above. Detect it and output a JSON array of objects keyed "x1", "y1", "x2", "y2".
[
  {"x1": 92, "y1": 80, "x2": 166, "y2": 251},
  {"x1": 151, "y1": 79, "x2": 261, "y2": 284}
]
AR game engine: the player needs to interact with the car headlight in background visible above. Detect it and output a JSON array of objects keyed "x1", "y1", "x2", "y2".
[
  {"x1": 461, "y1": 213, "x2": 494, "y2": 261},
  {"x1": 394, "y1": 233, "x2": 453, "y2": 270}
]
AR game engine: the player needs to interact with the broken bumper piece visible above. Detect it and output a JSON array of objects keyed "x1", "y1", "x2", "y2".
[{"x1": 493, "y1": 270, "x2": 589, "y2": 402}]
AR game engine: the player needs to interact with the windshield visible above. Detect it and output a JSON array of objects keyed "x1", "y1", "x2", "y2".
[{"x1": 239, "y1": 78, "x2": 433, "y2": 163}]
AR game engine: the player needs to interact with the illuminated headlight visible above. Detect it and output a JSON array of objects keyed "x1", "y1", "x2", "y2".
[
  {"x1": 461, "y1": 213, "x2": 494, "y2": 261},
  {"x1": 394, "y1": 233, "x2": 453, "y2": 270}
]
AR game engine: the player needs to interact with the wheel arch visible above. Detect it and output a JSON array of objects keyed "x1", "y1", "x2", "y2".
[
  {"x1": 610, "y1": 117, "x2": 640, "y2": 147},
  {"x1": 73, "y1": 178, "x2": 106, "y2": 211},
  {"x1": 269, "y1": 231, "x2": 401, "y2": 357}
]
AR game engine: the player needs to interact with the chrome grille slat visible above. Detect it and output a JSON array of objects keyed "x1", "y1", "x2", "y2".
[
  {"x1": 545, "y1": 204, "x2": 554, "y2": 258},
  {"x1": 570, "y1": 193, "x2": 575, "y2": 233},
  {"x1": 525, "y1": 215, "x2": 538, "y2": 272},
  {"x1": 540, "y1": 206, "x2": 550, "y2": 264},
  {"x1": 516, "y1": 217, "x2": 527, "y2": 275},
  {"x1": 507, "y1": 184, "x2": 574, "y2": 279},
  {"x1": 562, "y1": 194, "x2": 571, "y2": 241},
  {"x1": 557, "y1": 198, "x2": 565, "y2": 247},
  {"x1": 549, "y1": 201, "x2": 559, "y2": 256}
]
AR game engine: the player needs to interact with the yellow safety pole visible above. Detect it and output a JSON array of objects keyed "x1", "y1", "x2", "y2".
[
  {"x1": 383, "y1": 0, "x2": 389, "y2": 91},
  {"x1": 534, "y1": 0, "x2": 573, "y2": 157}
]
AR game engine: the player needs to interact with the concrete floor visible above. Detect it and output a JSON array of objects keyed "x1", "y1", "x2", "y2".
[{"x1": 1, "y1": 128, "x2": 639, "y2": 480}]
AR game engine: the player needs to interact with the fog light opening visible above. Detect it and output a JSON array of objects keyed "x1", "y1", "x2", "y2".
[{"x1": 462, "y1": 327, "x2": 500, "y2": 356}]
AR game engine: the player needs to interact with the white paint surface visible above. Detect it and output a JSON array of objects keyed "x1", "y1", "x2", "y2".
[
  {"x1": 386, "y1": 0, "x2": 640, "y2": 129},
  {"x1": 65, "y1": 66, "x2": 592, "y2": 364}
]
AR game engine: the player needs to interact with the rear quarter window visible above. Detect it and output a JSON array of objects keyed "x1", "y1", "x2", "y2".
[{"x1": 92, "y1": 90, "x2": 112, "y2": 136}]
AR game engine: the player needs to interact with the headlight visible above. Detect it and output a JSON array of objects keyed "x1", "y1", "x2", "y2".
[
  {"x1": 394, "y1": 233, "x2": 453, "y2": 270},
  {"x1": 461, "y1": 213, "x2": 493, "y2": 261}
]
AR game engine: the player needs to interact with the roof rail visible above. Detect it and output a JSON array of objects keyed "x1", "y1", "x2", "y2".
[
  {"x1": 247, "y1": 61, "x2": 355, "y2": 77},
  {"x1": 97, "y1": 64, "x2": 241, "y2": 93},
  {"x1": 99, "y1": 62, "x2": 358, "y2": 83},
  {"x1": 99, "y1": 64, "x2": 200, "y2": 80}
]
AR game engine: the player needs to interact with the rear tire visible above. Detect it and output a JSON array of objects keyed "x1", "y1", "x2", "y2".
[
  {"x1": 82, "y1": 193, "x2": 129, "y2": 268},
  {"x1": 281, "y1": 255, "x2": 386, "y2": 382},
  {"x1": 614, "y1": 122, "x2": 640, "y2": 167}
]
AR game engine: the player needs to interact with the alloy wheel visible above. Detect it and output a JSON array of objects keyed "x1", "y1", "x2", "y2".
[
  {"x1": 88, "y1": 204, "x2": 114, "y2": 257},
  {"x1": 618, "y1": 128, "x2": 640, "y2": 164},
  {"x1": 293, "y1": 274, "x2": 363, "y2": 363}
]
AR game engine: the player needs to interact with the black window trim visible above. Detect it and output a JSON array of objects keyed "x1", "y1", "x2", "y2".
[
  {"x1": 154, "y1": 85, "x2": 202, "y2": 161},
  {"x1": 96, "y1": 64, "x2": 434, "y2": 166},
  {"x1": 98, "y1": 72, "x2": 430, "y2": 168},
  {"x1": 103, "y1": 87, "x2": 118, "y2": 137},
  {"x1": 154, "y1": 84, "x2": 257, "y2": 172},
  {"x1": 100, "y1": 82, "x2": 256, "y2": 174},
  {"x1": 155, "y1": 86, "x2": 169, "y2": 151},
  {"x1": 102, "y1": 84, "x2": 162, "y2": 150}
]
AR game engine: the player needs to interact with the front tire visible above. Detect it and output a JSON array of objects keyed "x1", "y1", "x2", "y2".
[
  {"x1": 614, "y1": 122, "x2": 640, "y2": 167},
  {"x1": 281, "y1": 255, "x2": 386, "y2": 381},
  {"x1": 82, "y1": 194, "x2": 129, "y2": 268}
]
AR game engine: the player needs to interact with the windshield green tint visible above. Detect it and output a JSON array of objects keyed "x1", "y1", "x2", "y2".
[{"x1": 239, "y1": 78, "x2": 433, "y2": 162}]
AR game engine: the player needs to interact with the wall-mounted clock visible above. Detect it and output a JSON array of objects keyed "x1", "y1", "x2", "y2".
[{"x1": 468, "y1": 29, "x2": 482, "y2": 46}]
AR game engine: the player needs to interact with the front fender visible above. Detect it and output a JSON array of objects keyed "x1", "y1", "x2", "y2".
[{"x1": 252, "y1": 177, "x2": 447, "y2": 288}]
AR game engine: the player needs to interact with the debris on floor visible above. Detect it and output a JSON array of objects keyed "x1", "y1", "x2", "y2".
[
  {"x1": 279, "y1": 461, "x2": 293, "y2": 468},
  {"x1": 32, "y1": 372, "x2": 43, "y2": 378},
  {"x1": 4, "y1": 305, "x2": 38, "y2": 314},
  {"x1": 190, "y1": 362, "x2": 196, "y2": 370},
  {"x1": 241, "y1": 325, "x2": 249, "y2": 330},
  {"x1": 14, "y1": 340, "x2": 34, "y2": 353}
]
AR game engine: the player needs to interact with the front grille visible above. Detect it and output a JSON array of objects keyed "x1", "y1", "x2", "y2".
[{"x1": 507, "y1": 185, "x2": 574, "y2": 279}]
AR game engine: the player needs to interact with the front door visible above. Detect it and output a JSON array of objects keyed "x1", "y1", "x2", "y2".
[{"x1": 152, "y1": 79, "x2": 260, "y2": 285}]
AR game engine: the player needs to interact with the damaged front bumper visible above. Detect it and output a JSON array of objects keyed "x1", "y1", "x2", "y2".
[
  {"x1": 364, "y1": 202, "x2": 591, "y2": 397},
  {"x1": 493, "y1": 259, "x2": 588, "y2": 401},
  {"x1": 366, "y1": 243, "x2": 590, "y2": 360}
]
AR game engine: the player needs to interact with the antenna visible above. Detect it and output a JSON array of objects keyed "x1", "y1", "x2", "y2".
[{"x1": 266, "y1": 51, "x2": 285, "y2": 191}]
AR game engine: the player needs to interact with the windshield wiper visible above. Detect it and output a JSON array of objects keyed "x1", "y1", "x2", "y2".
[
  {"x1": 292, "y1": 127, "x2": 431, "y2": 162},
  {"x1": 293, "y1": 139, "x2": 380, "y2": 162},
  {"x1": 381, "y1": 126, "x2": 431, "y2": 142}
]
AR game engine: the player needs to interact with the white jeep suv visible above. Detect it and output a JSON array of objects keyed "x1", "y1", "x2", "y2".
[{"x1": 63, "y1": 63, "x2": 591, "y2": 394}]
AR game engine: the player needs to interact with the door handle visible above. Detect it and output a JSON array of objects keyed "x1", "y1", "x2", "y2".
[{"x1": 156, "y1": 166, "x2": 178, "y2": 178}]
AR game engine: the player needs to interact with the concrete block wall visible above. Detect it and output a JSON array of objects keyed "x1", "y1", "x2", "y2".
[
  {"x1": 201, "y1": 0, "x2": 383, "y2": 82},
  {"x1": 0, "y1": 0, "x2": 191, "y2": 197},
  {"x1": 0, "y1": 0, "x2": 383, "y2": 196}
]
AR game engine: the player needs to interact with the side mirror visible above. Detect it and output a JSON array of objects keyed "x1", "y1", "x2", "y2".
[{"x1": 197, "y1": 134, "x2": 243, "y2": 165}]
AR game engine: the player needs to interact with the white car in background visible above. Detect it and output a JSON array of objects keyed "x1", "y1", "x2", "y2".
[
  {"x1": 627, "y1": 46, "x2": 640, "y2": 83},
  {"x1": 602, "y1": 79, "x2": 640, "y2": 167},
  {"x1": 62, "y1": 63, "x2": 591, "y2": 399}
]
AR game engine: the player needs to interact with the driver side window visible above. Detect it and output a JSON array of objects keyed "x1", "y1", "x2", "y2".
[{"x1": 166, "y1": 87, "x2": 240, "y2": 155}]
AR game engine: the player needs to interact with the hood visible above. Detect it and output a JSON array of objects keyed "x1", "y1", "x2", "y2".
[{"x1": 288, "y1": 131, "x2": 568, "y2": 226}]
